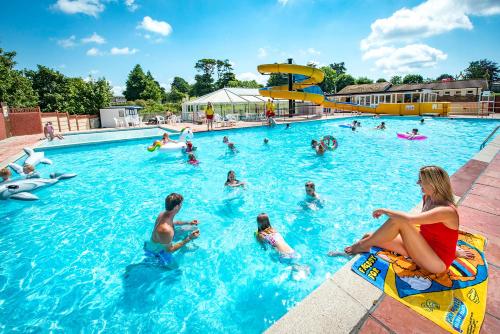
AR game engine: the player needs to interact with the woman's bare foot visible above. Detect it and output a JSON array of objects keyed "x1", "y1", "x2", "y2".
[{"x1": 344, "y1": 241, "x2": 371, "y2": 254}]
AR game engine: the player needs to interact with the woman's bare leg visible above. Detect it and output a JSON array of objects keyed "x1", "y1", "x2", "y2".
[{"x1": 346, "y1": 218, "x2": 446, "y2": 273}]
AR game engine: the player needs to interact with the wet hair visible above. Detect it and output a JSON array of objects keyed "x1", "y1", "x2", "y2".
[
  {"x1": 419, "y1": 166, "x2": 455, "y2": 205},
  {"x1": 413, "y1": 128, "x2": 418, "y2": 133},
  {"x1": 0, "y1": 167, "x2": 11, "y2": 179},
  {"x1": 188, "y1": 153, "x2": 196, "y2": 160},
  {"x1": 305, "y1": 181, "x2": 315, "y2": 190},
  {"x1": 351, "y1": 126, "x2": 356, "y2": 131},
  {"x1": 257, "y1": 213, "x2": 272, "y2": 232},
  {"x1": 226, "y1": 170, "x2": 235, "y2": 183},
  {"x1": 311, "y1": 139, "x2": 318, "y2": 147},
  {"x1": 264, "y1": 138, "x2": 269, "y2": 144},
  {"x1": 162, "y1": 133, "x2": 169, "y2": 139},
  {"x1": 165, "y1": 193, "x2": 183, "y2": 211},
  {"x1": 420, "y1": 119, "x2": 425, "y2": 123},
  {"x1": 381, "y1": 122, "x2": 385, "y2": 125}
]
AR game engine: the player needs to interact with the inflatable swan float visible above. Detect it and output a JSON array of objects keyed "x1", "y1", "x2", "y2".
[
  {"x1": 148, "y1": 128, "x2": 194, "y2": 152},
  {"x1": 0, "y1": 173, "x2": 77, "y2": 201},
  {"x1": 9, "y1": 148, "x2": 52, "y2": 175}
]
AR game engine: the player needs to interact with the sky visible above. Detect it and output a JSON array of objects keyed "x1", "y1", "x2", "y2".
[{"x1": 1, "y1": 0, "x2": 500, "y2": 95}]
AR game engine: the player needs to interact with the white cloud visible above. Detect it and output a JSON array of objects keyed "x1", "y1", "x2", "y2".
[
  {"x1": 236, "y1": 72, "x2": 267, "y2": 85},
  {"x1": 360, "y1": 0, "x2": 500, "y2": 72},
  {"x1": 137, "y1": 16, "x2": 172, "y2": 36},
  {"x1": 257, "y1": 48, "x2": 267, "y2": 58},
  {"x1": 82, "y1": 32, "x2": 106, "y2": 44},
  {"x1": 52, "y1": 0, "x2": 104, "y2": 17},
  {"x1": 300, "y1": 48, "x2": 321, "y2": 56},
  {"x1": 370, "y1": 44, "x2": 447, "y2": 74},
  {"x1": 57, "y1": 35, "x2": 77, "y2": 48},
  {"x1": 125, "y1": 0, "x2": 138, "y2": 12},
  {"x1": 112, "y1": 86, "x2": 125, "y2": 95},
  {"x1": 110, "y1": 47, "x2": 138, "y2": 55},
  {"x1": 278, "y1": 0, "x2": 288, "y2": 6},
  {"x1": 86, "y1": 47, "x2": 103, "y2": 56}
]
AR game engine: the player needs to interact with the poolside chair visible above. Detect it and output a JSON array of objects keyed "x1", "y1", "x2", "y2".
[
  {"x1": 225, "y1": 114, "x2": 237, "y2": 127},
  {"x1": 214, "y1": 114, "x2": 225, "y2": 127},
  {"x1": 156, "y1": 116, "x2": 166, "y2": 125},
  {"x1": 114, "y1": 117, "x2": 124, "y2": 128}
]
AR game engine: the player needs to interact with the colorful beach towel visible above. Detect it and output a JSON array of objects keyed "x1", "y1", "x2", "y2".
[{"x1": 352, "y1": 231, "x2": 488, "y2": 334}]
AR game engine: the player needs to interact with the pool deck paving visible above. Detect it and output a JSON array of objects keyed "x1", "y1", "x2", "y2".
[
  {"x1": 266, "y1": 134, "x2": 500, "y2": 334},
  {"x1": 0, "y1": 114, "x2": 499, "y2": 333}
]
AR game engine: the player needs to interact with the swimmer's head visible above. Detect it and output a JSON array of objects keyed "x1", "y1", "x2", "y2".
[
  {"x1": 188, "y1": 153, "x2": 196, "y2": 161},
  {"x1": 0, "y1": 167, "x2": 11, "y2": 181},
  {"x1": 305, "y1": 181, "x2": 316, "y2": 196},
  {"x1": 165, "y1": 193, "x2": 183, "y2": 212},
  {"x1": 351, "y1": 126, "x2": 356, "y2": 131},
  {"x1": 412, "y1": 128, "x2": 418, "y2": 134},
  {"x1": 420, "y1": 119, "x2": 425, "y2": 123},
  {"x1": 382, "y1": 122, "x2": 385, "y2": 125},
  {"x1": 223, "y1": 136, "x2": 228, "y2": 143},
  {"x1": 227, "y1": 170, "x2": 236, "y2": 182},
  {"x1": 23, "y1": 164, "x2": 34, "y2": 174},
  {"x1": 311, "y1": 139, "x2": 318, "y2": 147},
  {"x1": 257, "y1": 213, "x2": 272, "y2": 232},
  {"x1": 264, "y1": 138, "x2": 269, "y2": 144},
  {"x1": 162, "y1": 133, "x2": 169, "y2": 139}
]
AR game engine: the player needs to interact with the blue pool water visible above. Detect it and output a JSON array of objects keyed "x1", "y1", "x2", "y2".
[
  {"x1": 40, "y1": 127, "x2": 175, "y2": 148},
  {"x1": 1, "y1": 117, "x2": 498, "y2": 332}
]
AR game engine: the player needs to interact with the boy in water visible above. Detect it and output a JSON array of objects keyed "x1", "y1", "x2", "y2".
[{"x1": 305, "y1": 181, "x2": 319, "y2": 199}]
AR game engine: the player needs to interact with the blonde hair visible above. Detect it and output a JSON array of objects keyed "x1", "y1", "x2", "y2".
[
  {"x1": 419, "y1": 165, "x2": 455, "y2": 205},
  {"x1": 23, "y1": 164, "x2": 35, "y2": 173}
]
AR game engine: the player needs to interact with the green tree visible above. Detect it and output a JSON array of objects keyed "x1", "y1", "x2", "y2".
[
  {"x1": 226, "y1": 80, "x2": 262, "y2": 88},
  {"x1": 191, "y1": 74, "x2": 214, "y2": 97},
  {"x1": 216, "y1": 71, "x2": 237, "y2": 89},
  {"x1": 88, "y1": 77, "x2": 113, "y2": 114},
  {"x1": 266, "y1": 73, "x2": 288, "y2": 87},
  {"x1": 329, "y1": 62, "x2": 346, "y2": 75},
  {"x1": 376, "y1": 78, "x2": 387, "y2": 83},
  {"x1": 336, "y1": 74, "x2": 355, "y2": 92},
  {"x1": 171, "y1": 77, "x2": 190, "y2": 94},
  {"x1": 402, "y1": 74, "x2": 424, "y2": 84},
  {"x1": 464, "y1": 59, "x2": 499, "y2": 87},
  {"x1": 25, "y1": 65, "x2": 70, "y2": 112},
  {"x1": 167, "y1": 88, "x2": 186, "y2": 103},
  {"x1": 215, "y1": 59, "x2": 235, "y2": 88},
  {"x1": 140, "y1": 71, "x2": 163, "y2": 102},
  {"x1": 0, "y1": 48, "x2": 38, "y2": 107},
  {"x1": 390, "y1": 75, "x2": 402, "y2": 85},
  {"x1": 124, "y1": 64, "x2": 147, "y2": 101},
  {"x1": 195, "y1": 59, "x2": 217, "y2": 77},
  {"x1": 436, "y1": 74, "x2": 454, "y2": 81},
  {"x1": 356, "y1": 77, "x2": 374, "y2": 84},
  {"x1": 319, "y1": 66, "x2": 336, "y2": 94}
]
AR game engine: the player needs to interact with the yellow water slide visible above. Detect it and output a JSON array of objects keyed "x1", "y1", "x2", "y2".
[{"x1": 257, "y1": 63, "x2": 449, "y2": 115}]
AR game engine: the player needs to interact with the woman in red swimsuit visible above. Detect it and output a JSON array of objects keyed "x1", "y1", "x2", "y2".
[{"x1": 345, "y1": 165, "x2": 459, "y2": 274}]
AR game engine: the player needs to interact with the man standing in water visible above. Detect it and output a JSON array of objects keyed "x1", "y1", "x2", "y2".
[{"x1": 145, "y1": 193, "x2": 200, "y2": 263}]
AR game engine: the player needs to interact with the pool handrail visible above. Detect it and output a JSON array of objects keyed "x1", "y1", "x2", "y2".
[{"x1": 480, "y1": 125, "x2": 499, "y2": 150}]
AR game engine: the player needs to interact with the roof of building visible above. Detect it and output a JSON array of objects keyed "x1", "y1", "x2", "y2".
[
  {"x1": 335, "y1": 79, "x2": 488, "y2": 95},
  {"x1": 337, "y1": 82, "x2": 391, "y2": 95},
  {"x1": 183, "y1": 88, "x2": 270, "y2": 105}
]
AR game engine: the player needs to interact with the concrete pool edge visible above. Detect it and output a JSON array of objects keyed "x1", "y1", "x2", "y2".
[{"x1": 265, "y1": 136, "x2": 500, "y2": 334}]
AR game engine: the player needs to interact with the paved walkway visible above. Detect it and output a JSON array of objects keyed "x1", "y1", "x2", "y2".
[{"x1": 0, "y1": 133, "x2": 43, "y2": 168}]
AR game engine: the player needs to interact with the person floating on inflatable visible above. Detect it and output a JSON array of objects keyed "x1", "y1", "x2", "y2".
[
  {"x1": 408, "y1": 128, "x2": 419, "y2": 139},
  {"x1": 187, "y1": 153, "x2": 199, "y2": 165},
  {"x1": 148, "y1": 133, "x2": 177, "y2": 152},
  {"x1": 397, "y1": 128, "x2": 427, "y2": 140}
]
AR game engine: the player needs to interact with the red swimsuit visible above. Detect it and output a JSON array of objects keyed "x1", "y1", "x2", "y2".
[{"x1": 420, "y1": 197, "x2": 459, "y2": 268}]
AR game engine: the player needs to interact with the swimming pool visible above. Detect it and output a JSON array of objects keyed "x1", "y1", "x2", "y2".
[
  {"x1": 39, "y1": 127, "x2": 175, "y2": 149},
  {"x1": 1, "y1": 117, "x2": 498, "y2": 332}
]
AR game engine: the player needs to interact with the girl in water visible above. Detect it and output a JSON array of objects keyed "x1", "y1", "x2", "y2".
[
  {"x1": 187, "y1": 153, "x2": 199, "y2": 165},
  {"x1": 225, "y1": 170, "x2": 245, "y2": 187},
  {"x1": 344, "y1": 166, "x2": 459, "y2": 274},
  {"x1": 256, "y1": 213, "x2": 298, "y2": 263}
]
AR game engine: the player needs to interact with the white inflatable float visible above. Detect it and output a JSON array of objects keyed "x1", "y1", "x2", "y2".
[
  {"x1": 148, "y1": 128, "x2": 194, "y2": 152},
  {"x1": 9, "y1": 148, "x2": 53, "y2": 175}
]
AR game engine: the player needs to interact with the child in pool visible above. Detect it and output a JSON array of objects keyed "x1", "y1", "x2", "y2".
[
  {"x1": 311, "y1": 139, "x2": 318, "y2": 149},
  {"x1": 187, "y1": 153, "x2": 199, "y2": 165},
  {"x1": 316, "y1": 143, "x2": 326, "y2": 155},
  {"x1": 420, "y1": 118, "x2": 425, "y2": 124},
  {"x1": 222, "y1": 136, "x2": 229, "y2": 144},
  {"x1": 227, "y1": 142, "x2": 238, "y2": 153},
  {"x1": 23, "y1": 164, "x2": 40, "y2": 179},
  {"x1": 225, "y1": 170, "x2": 245, "y2": 187},
  {"x1": 376, "y1": 122, "x2": 386, "y2": 130},
  {"x1": 305, "y1": 181, "x2": 319, "y2": 199},
  {"x1": 255, "y1": 213, "x2": 298, "y2": 262},
  {"x1": 264, "y1": 138, "x2": 269, "y2": 144},
  {"x1": 184, "y1": 141, "x2": 195, "y2": 153},
  {"x1": 407, "y1": 128, "x2": 419, "y2": 139}
]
